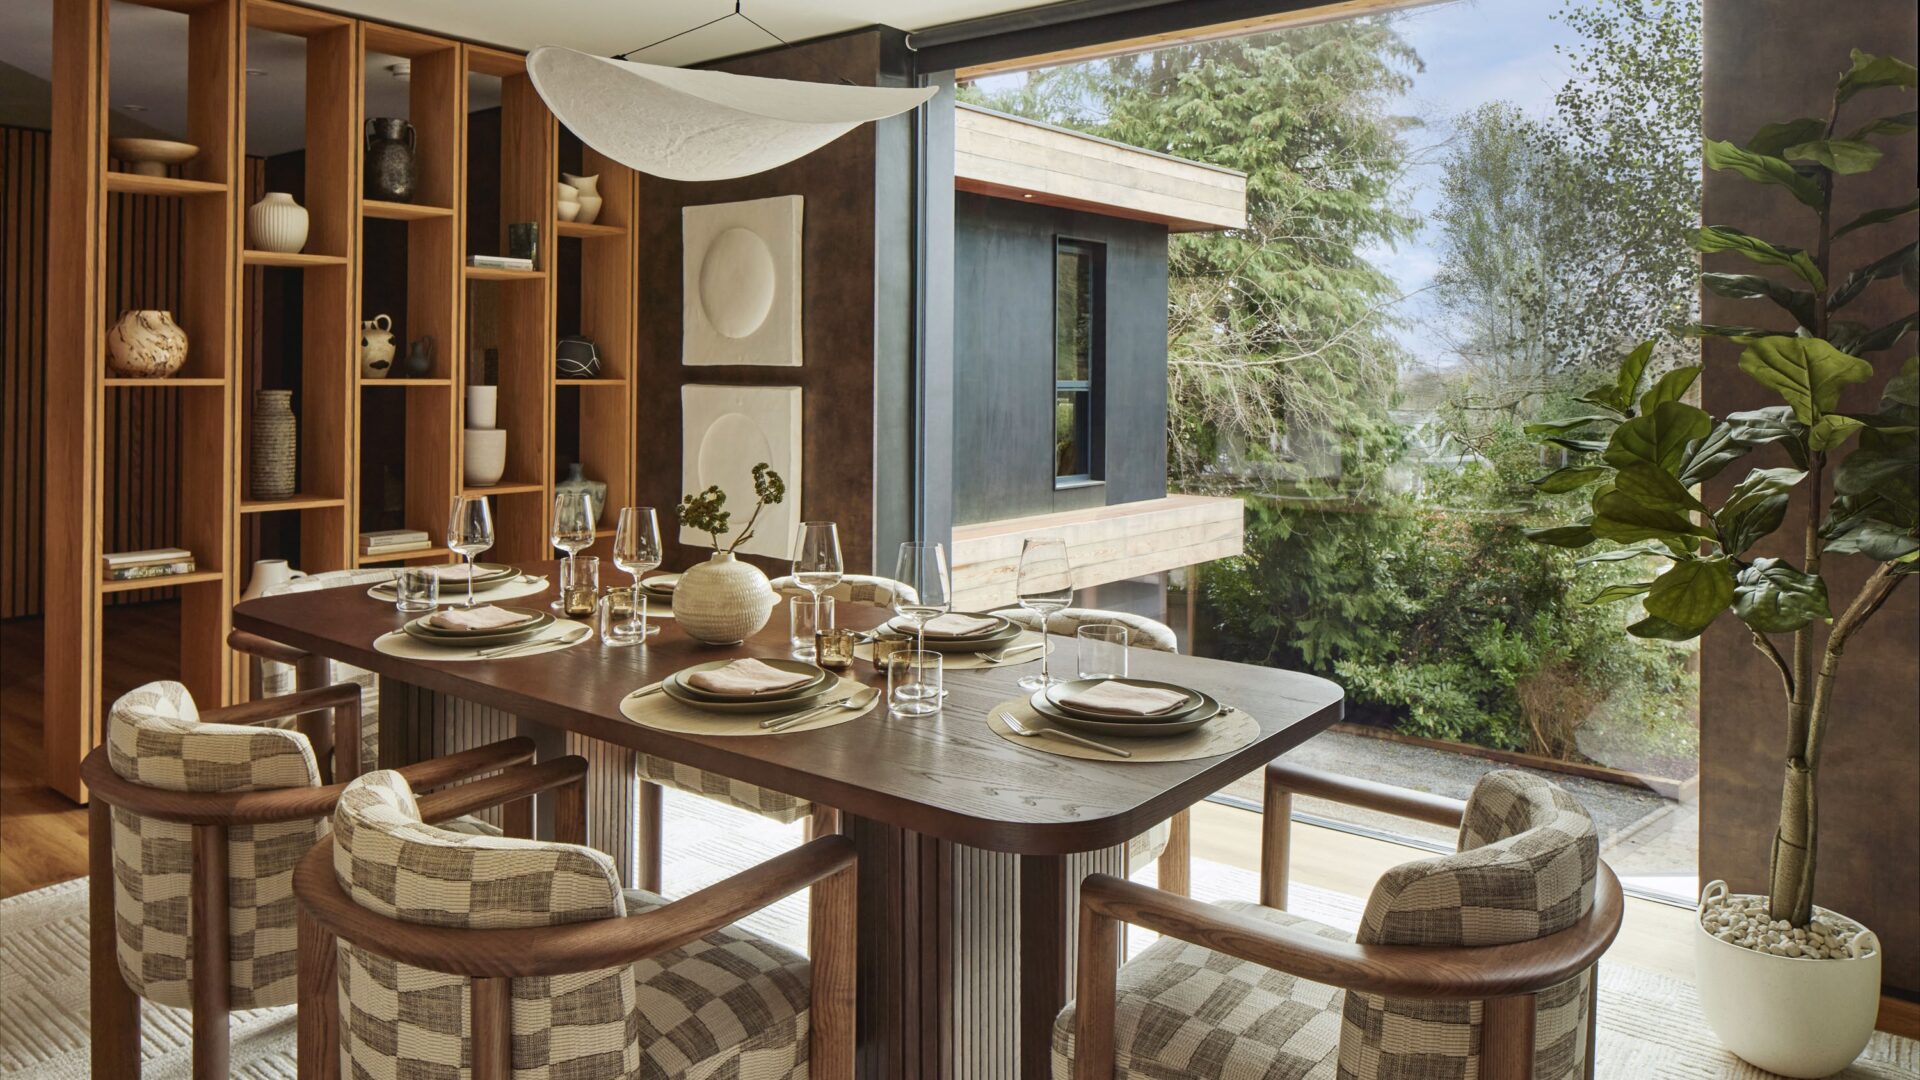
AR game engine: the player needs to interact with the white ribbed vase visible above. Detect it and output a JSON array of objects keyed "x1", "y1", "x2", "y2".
[
  {"x1": 246, "y1": 192, "x2": 309, "y2": 253},
  {"x1": 672, "y1": 551, "x2": 777, "y2": 645}
]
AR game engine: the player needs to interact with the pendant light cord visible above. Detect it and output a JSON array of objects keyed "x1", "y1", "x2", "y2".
[{"x1": 612, "y1": 1, "x2": 857, "y2": 85}]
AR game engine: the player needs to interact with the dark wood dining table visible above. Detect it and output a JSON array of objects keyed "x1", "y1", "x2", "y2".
[{"x1": 233, "y1": 560, "x2": 1343, "y2": 1080}]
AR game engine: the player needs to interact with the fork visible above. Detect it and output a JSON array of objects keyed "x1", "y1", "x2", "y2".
[
  {"x1": 1000, "y1": 711, "x2": 1131, "y2": 758},
  {"x1": 978, "y1": 641, "x2": 1045, "y2": 664},
  {"x1": 762, "y1": 687, "x2": 882, "y2": 731},
  {"x1": 476, "y1": 626, "x2": 591, "y2": 658}
]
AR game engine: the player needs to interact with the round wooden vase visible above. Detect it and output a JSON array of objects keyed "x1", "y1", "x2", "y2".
[
  {"x1": 672, "y1": 551, "x2": 777, "y2": 644},
  {"x1": 246, "y1": 192, "x2": 310, "y2": 253},
  {"x1": 250, "y1": 390, "x2": 298, "y2": 500},
  {"x1": 106, "y1": 310, "x2": 188, "y2": 378}
]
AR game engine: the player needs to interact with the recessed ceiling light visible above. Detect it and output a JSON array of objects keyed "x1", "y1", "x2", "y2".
[
  {"x1": 119, "y1": 103, "x2": 147, "y2": 112},
  {"x1": 389, "y1": 61, "x2": 411, "y2": 81},
  {"x1": 245, "y1": 68, "x2": 266, "y2": 77}
]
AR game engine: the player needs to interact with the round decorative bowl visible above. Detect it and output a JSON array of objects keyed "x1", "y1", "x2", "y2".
[
  {"x1": 672, "y1": 552, "x2": 778, "y2": 645},
  {"x1": 109, "y1": 138, "x2": 199, "y2": 177}
]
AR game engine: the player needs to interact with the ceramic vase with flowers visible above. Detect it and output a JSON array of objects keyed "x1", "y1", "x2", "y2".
[{"x1": 672, "y1": 463, "x2": 784, "y2": 644}]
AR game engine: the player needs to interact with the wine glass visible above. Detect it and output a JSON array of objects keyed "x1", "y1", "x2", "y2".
[
  {"x1": 791, "y1": 522, "x2": 843, "y2": 660},
  {"x1": 611, "y1": 507, "x2": 663, "y2": 640},
  {"x1": 446, "y1": 496, "x2": 495, "y2": 608},
  {"x1": 891, "y1": 542, "x2": 951, "y2": 710},
  {"x1": 1016, "y1": 536, "x2": 1074, "y2": 690},
  {"x1": 550, "y1": 490, "x2": 596, "y2": 610}
]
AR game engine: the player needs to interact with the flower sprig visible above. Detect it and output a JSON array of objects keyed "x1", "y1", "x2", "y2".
[{"x1": 677, "y1": 463, "x2": 785, "y2": 553}]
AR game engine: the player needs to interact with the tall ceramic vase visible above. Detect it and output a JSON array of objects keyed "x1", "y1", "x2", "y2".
[
  {"x1": 671, "y1": 551, "x2": 777, "y2": 644},
  {"x1": 562, "y1": 173, "x2": 601, "y2": 224},
  {"x1": 250, "y1": 390, "x2": 297, "y2": 500}
]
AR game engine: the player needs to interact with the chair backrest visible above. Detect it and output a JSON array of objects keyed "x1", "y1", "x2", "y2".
[
  {"x1": 988, "y1": 607, "x2": 1180, "y2": 653},
  {"x1": 331, "y1": 770, "x2": 639, "y2": 1077},
  {"x1": 768, "y1": 572, "x2": 919, "y2": 606},
  {"x1": 257, "y1": 568, "x2": 393, "y2": 771},
  {"x1": 105, "y1": 680, "x2": 323, "y2": 1009},
  {"x1": 1341, "y1": 770, "x2": 1599, "y2": 1080}
]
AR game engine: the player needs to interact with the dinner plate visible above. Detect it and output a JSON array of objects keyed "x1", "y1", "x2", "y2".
[
  {"x1": 1044, "y1": 678, "x2": 1205, "y2": 723},
  {"x1": 369, "y1": 563, "x2": 521, "y2": 599},
  {"x1": 1027, "y1": 686, "x2": 1222, "y2": 737},
  {"x1": 659, "y1": 674, "x2": 840, "y2": 714},
  {"x1": 402, "y1": 607, "x2": 553, "y2": 648},
  {"x1": 638, "y1": 573, "x2": 680, "y2": 600},
  {"x1": 668, "y1": 659, "x2": 833, "y2": 703},
  {"x1": 874, "y1": 617, "x2": 1021, "y2": 654}
]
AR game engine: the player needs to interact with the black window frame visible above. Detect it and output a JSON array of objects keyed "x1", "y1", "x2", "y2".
[{"x1": 1052, "y1": 236, "x2": 1106, "y2": 487}]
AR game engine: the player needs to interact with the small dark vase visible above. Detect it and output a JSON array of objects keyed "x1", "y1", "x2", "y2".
[
  {"x1": 399, "y1": 336, "x2": 435, "y2": 378},
  {"x1": 556, "y1": 335, "x2": 601, "y2": 379},
  {"x1": 364, "y1": 118, "x2": 417, "y2": 202}
]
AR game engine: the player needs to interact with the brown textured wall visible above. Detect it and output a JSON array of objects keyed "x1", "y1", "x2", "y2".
[
  {"x1": 1700, "y1": 0, "x2": 1920, "y2": 993},
  {"x1": 633, "y1": 32, "x2": 885, "y2": 575}
]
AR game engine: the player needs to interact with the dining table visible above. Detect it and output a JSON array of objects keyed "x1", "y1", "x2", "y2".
[{"x1": 233, "y1": 559, "x2": 1344, "y2": 1080}]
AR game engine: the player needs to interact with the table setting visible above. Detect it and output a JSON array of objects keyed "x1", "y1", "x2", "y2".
[{"x1": 620, "y1": 656, "x2": 881, "y2": 736}]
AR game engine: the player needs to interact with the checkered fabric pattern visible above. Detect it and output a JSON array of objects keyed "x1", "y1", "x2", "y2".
[
  {"x1": 637, "y1": 755, "x2": 812, "y2": 823},
  {"x1": 768, "y1": 573, "x2": 918, "y2": 606},
  {"x1": 105, "y1": 680, "x2": 323, "y2": 1010},
  {"x1": 1052, "y1": 901, "x2": 1348, "y2": 1080},
  {"x1": 1338, "y1": 770, "x2": 1598, "y2": 1080},
  {"x1": 257, "y1": 568, "x2": 395, "y2": 773},
  {"x1": 1126, "y1": 816, "x2": 1172, "y2": 874},
  {"x1": 989, "y1": 608, "x2": 1180, "y2": 653}
]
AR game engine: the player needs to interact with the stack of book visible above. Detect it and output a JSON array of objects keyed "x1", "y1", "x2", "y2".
[
  {"x1": 468, "y1": 254, "x2": 534, "y2": 271},
  {"x1": 360, "y1": 529, "x2": 432, "y2": 557},
  {"x1": 102, "y1": 548, "x2": 195, "y2": 581}
]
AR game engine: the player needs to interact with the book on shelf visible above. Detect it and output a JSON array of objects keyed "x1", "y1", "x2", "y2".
[
  {"x1": 107, "y1": 559, "x2": 197, "y2": 581},
  {"x1": 361, "y1": 529, "x2": 429, "y2": 546},
  {"x1": 102, "y1": 547, "x2": 193, "y2": 570},
  {"x1": 360, "y1": 535, "x2": 432, "y2": 555},
  {"x1": 468, "y1": 254, "x2": 534, "y2": 271}
]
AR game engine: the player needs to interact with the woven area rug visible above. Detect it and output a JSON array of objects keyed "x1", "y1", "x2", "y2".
[{"x1": 4, "y1": 790, "x2": 1914, "y2": 1078}]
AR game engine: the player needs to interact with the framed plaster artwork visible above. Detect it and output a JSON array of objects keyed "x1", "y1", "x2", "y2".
[
  {"x1": 680, "y1": 384, "x2": 803, "y2": 559},
  {"x1": 682, "y1": 194, "x2": 804, "y2": 367}
]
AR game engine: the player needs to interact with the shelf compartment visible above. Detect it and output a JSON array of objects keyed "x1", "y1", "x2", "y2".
[
  {"x1": 462, "y1": 481, "x2": 546, "y2": 496},
  {"x1": 356, "y1": 545, "x2": 452, "y2": 565},
  {"x1": 240, "y1": 493, "x2": 346, "y2": 513},
  {"x1": 101, "y1": 569, "x2": 226, "y2": 593},
  {"x1": 242, "y1": 249, "x2": 348, "y2": 267},
  {"x1": 105, "y1": 377, "x2": 227, "y2": 388},
  {"x1": 555, "y1": 220, "x2": 625, "y2": 239},
  {"x1": 362, "y1": 377, "x2": 453, "y2": 387},
  {"x1": 554, "y1": 377, "x2": 627, "y2": 388},
  {"x1": 465, "y1": 265, "x2": 546, "y2": 281},
  {"x1": 106, "y1": 172, "x2": 228, "y2": 197},
  {"x1": 363, "y1": 199, "x2": 454, "y2": 221}
]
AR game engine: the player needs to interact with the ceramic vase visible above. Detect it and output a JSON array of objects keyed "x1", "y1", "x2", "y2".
[
  {"x1": 364, "y1": 118, "x2": 417, "y2": 201},
  {"x1": 250, "y1": 390, "x2": 298, "y2": 500},
  {"x1": 106, "y1": 310, "x2": 188, "y2": 378},
  {"x1": 466, "y1": 385, "x2": 498, "y2": 430},
  {"x1": 672, "y1": 551, "x2": 777, "y2": 645},
  {"x1": 557, "y1": 200, "x2": 581, "y2": 222},
  {"x1": 398, "y1": 336, "x2": 435, "y2": 378},
  {"x1": 246, "y1": 192, "x2": 309, "y2": 253},
  {"x1": 555, "y1": 463, "x2": 607, "y2": 525},
  {"x1": 464, "y1": 429, "x2": 507, "y2": 486},
  {"x1": 360, "y1": 315, "x2": 395, "y2": 378},
  {"x1": 240, "y1": 559, "x2": 306, "y2": 601},
  {"x1": 556, "y1": 335, "x2": 601, "y2": 379},
  {"x1": 563, "y1": 173, "x2": 603, "y2": 225}
]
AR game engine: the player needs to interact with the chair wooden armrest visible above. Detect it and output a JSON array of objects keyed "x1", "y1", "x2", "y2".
[
  {"x1": 227, "y1": 628, "x2": 310, "y2": 666},
  {"x1": 1071, "y1": 865, "x2": 1622, "y2": 1080},
  {"x1": 1261, "y1": 762, "x2": 1467, "y2": 908}
]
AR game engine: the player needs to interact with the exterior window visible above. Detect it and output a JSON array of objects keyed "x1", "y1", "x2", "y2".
[{"x1": 1054, "y1": 239, "x2": 1103, "y2": 483}]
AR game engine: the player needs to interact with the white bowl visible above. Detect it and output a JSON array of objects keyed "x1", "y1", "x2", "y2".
[
  {"x1": 463, "y1": 428, "x2": 507, "y2": 486},
  {"x1": 557, "y1": 200, "x2": 581, "y2": 222}
]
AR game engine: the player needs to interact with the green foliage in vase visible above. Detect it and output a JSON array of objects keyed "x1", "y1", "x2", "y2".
[
  {"x1": 1522, "y1": 50, "x2": 1918, "y2": 927},
  {"x1": 676, "y1": 463, "x2": 786, "y2": 554}
]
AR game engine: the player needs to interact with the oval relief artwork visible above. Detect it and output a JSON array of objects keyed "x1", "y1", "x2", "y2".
[
  {"x1": 682, "y1": 195, "x2": 803, "y2": 367},
  {"x1": 698, "y1": 227, "x2": 777, "y2": 339}
]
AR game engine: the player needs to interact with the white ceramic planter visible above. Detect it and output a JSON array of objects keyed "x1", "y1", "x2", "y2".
[
  {"x1": 672, "y1": 552, "x2": 777, "y2": 644},
  {"x1": 241, "y1": 559, "x2": 306, "y2": 601},
  {"x1": 1694, "y1": 881, "x2": 1881, "y2": 1078},
  {"x1": 463, "y1": 428, "x2": 507, "y2": 486},
  {"x1": 246, "y1": 192, "x2": 310, "y2": 253},
  {"x1": 466, "y1": 385, "x2": 498, "y2": 430}
]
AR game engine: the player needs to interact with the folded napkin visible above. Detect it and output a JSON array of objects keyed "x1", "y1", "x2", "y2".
[
  {"x1": 424, "y1": 563, "x2": 491, "y2": 581},
  {"x1": 685, "y1": 658, "x2": 813, "y2": 696},
  {"x1": 913, "y1": 612, "x2": 1000, "y2": 639},
  {"x1": 1058, "y1": 681, "x2": 1192, "y2": 716},
  {"x1": 428, "y1": 605, "x2": 533, "y2": 631},
  {"x1": 642, "y1": 573, "x2": 679, "y2": 592}
]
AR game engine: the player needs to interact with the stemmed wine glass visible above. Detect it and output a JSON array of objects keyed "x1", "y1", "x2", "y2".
[
  {"x1": 550, "y1": 490, "x2": 596, "y2": 611},
  {"x1": 891, "y1": 541, "x2": 952, "y2": 674},
  {"x1": 611, "y1": 507, "x2": 663, "y2": 640},
  {"x1": 1016, "y1": 536, "x2": 1074, "y2": 691},
  {"x1": 791, "y1": 522, "x2": 843, "y2": 660},
  {"x1": 446, "y1": 496, "x2": 496, "y2": 608}
]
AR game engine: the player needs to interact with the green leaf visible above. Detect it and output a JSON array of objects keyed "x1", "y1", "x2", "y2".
[
  {"x1": 1883, "y1": 357, "x2": 1919, "y2": 409},
  {"x1": 1833, "y1": 197, "x2": 1919, "y2": 240},
  {"x1": 1531, "y1": 465, "x2": 1613, "y2": 493},
  {"x1": 1605, "y1": 400, "x2": 1713, "y2": 474},
  {"x1": 1640, "y1": 366, "x2": 1702, "y2": 412},
  {"x1": 1735, "y1": 336, "x2": 1875, "y2": 422},
  {"x1": 1831, "y1": 242, "x2": 1919, "y2": 311},
  {"x1": 1615, "y1": 461, "x2": 1706, "y2": 512},
  {"x1": 1850, "y1": 312, "x2": 1917, "y2": 356},
  {"x1": 1677, "y1": 407, "x2": 1810, "y2": 486},
  {"x1": 1575, "y1": 545, "x2": 1674, "y2": 565},
  {"x1": 1628, "y1": 614, "x2": 1705, "y2": 640},
  {"x1": 1834, "y1": 447, "x2": 1919, "y2": 520},
  {"x1": 1725, "y1": 406, "x2": 1811, "y2": 450},
  {"x1": 1747, "y1": 117, "x2": 1828, "y2": 156},
  {"x1": 1681, "y1": 321, "x2": 1790, "y2": 340},
  {"x1": 1524, "y1": 415, "x2": 1621, "y2": 435},
  {"x1": 1584, "y1": 582, "x2": 1653, "y2": 605},
  {"x1": 1836, "y1": 50, "x2": 1918, "y2": 104},
  {"x1": 1782, "y1": 137, "x2": 1883, "y2": 174},
  {"x1": 1705, "y1": 139, "x2": 1824, "y2": 205},
  {"x1": 1715, "y1": 467, "x2": 1806, "y2": 554},
  {"x1": 1612, "y1": 340, "x2": 1657, "y2": 411},
  {"x1": 1696, "y1": 226, "x2": 1825, "y2": 290},
  {"x1": 1809, "y1": 414, "x2": 1867, "y2": 450},
  {"x1": 1592, "y1": 490, "x2": 1708, "y2": 543},
  {"x1": 1524, "y1": 524, "x2": 1597, "y2": 548},
  {"x1": 1643, "y1": 557, "x2": 1736, "y2": 635},
  {"x1": 1823, "y1": 517, "x2": 1920, "y2": 561},
  {"x1": 1734, "y1": 558, "x2": 1832, "y2": 633},
  {"x1": 1700, "y1": 273, "x2": 1816, "y2": 328},
  {"x1": 1847, "y1": 111, "x2": 1918, "y2": 141},
  {"x1": 1546, "y1": 436, "x2": 1610, "y2": 455}
]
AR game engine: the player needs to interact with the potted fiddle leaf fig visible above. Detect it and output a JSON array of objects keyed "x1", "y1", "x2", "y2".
[
  {"x1": 1524, "y1": 49, "x2": 1916, "y2": 1079},
  {"x1": 671, "y1": 464, "x2": 787, "y2": 644}
]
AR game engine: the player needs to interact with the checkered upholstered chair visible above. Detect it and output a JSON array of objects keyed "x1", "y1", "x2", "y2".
[
  {"x1": 81, "y1": 680, "x2": 538, "y2": 1080},
  {"x1": 293, "y1": 760, "x2": 857, "y2": 1080},
  {"x1": 1054, "y1": 767, "x2": 1623, "y2": 1080}
]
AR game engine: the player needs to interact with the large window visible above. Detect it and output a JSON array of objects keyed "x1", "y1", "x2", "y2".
[{"x1": 1053, "y1": 238, "x2": 1103, "y2": 483}]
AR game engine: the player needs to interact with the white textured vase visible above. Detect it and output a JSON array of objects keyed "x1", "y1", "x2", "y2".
[
  {"x1": 463, "y1": 428, "x2": 507, "y2": 486},
  {"x1": 672, "y1": 551, "x2": 777, "y2": 644},
  {"x1": 246, "y1": 192, "x2": 309, "y2": 253}
]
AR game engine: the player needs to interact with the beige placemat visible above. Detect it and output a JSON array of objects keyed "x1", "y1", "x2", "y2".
[
  {"x1": 372, "y1": 618, "x2": 594, "y2": 661},
  {"x1": 853, "y1": 630, "x2": 1050, "y2": 671},
  {"x1": 366, "y1": 575, "x2": 550, "y2": 605},
  {"x1": 620, "y1": 675, "x2": 877, "y2": 736},
  {"x1": 984, "y1": 694, "x2": 1259, "y2": 763}
]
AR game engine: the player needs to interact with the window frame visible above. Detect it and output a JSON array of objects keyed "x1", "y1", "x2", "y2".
[{"x1": 1052, "y1": 236, "x2": 1106, "y2": 488}]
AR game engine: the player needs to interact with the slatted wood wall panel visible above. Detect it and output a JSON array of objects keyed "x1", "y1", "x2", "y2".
[{"x1": 1, "y1": 126, "x2": 262, "y2": 619}]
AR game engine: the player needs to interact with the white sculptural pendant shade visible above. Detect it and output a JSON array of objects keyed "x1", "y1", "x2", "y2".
[{"x1": 526, "y1": 46, "x2": 939, "y2": 181}]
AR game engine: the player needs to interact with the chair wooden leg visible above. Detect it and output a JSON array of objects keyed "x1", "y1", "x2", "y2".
[
  {"x1": 471, "y1": 977, "x2": 513, "y2": 1080},
  {"x1": 297, "y1": 915, "x2": 339, "y2": 1080},
  {"x1": 294, "y1": 656, "x2": 333, "y2": 784},
  {"x1": 1482, "y1": 993, "x2": 1538, "y2": 1080},
  {"x1": 807, "y1": 858, "x2": 857, "y2": 1078},
  {"x1": 191, "y1": 825, "x2": 231, "y2": 1080},
  {"x1": 89, "y1": 800, "x2": 141, "y2": 1078},
  {"x1": 554, "y1": 774, "x2": 588, "y2": 846},
  {"x1": 1157, "y1": 809, "x2": 1190, "y2": 896},
  {"x1": 1583, "y1": 964, "x2": 1599, "y2": 1080},
  {"x1": 637, "y1": 781, "x2": 663, "y2": 893},
  {"x1": 1260, "y1": 784, "x2": 1292, "y2": 909},
  {"x1": 1072, "y1": 903, "x2": 1119, "y2": 1080}
]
